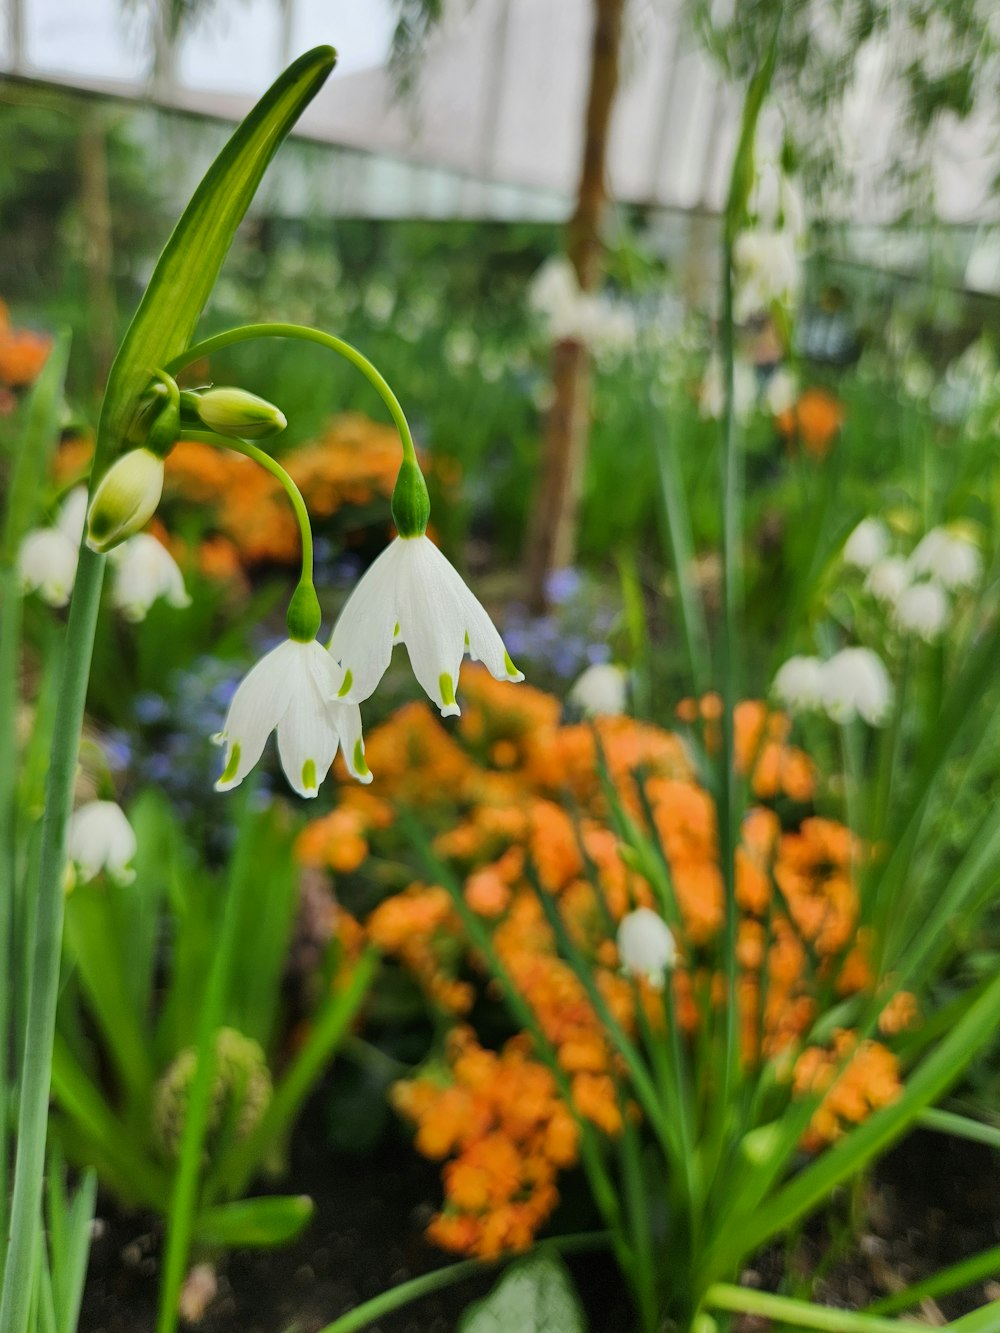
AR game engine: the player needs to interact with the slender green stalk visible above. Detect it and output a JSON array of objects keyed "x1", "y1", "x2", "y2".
[
  {"x1": 916, "y1": 1107, "x2": 1000, "y2": 1151},
  {"x1": 178, "y1": 429, "x2": 314, "y2": 582},
  {"x1": 704, "y1": 1282, "x2": 925, "y2": 1331},
  {"x1": 166, "y1": 323, "x2": 419, "y2": 465},
  {"x1": 868, "y1": 1240, "x2": 1000, "y2": 1316},
  {"x1": 0, "y1": 569, "x2": 20, "y2": 1220},
  {"x1": 948, "y1": 1299, "x2": 1000, "y2": 1333},
  {"x1": 155, "y1": 800, "x2": 258, "y2": 1333},
  {"x1": 316, "y1": 1233, "x2": 610, "y2": 1333},
  {"x1": 0, "y1": 549, "x2": 106, "y2": 1333}
]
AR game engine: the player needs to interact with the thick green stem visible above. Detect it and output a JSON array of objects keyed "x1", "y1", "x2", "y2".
[
  {"x1": 0, "y1": 569, "x2": 20, "y2": 1228},
  {"x1": 0, "y1": 548, "x2": 106, "y2": 1333},
  {"x1": 166, "y1": 323, "x2": 418, "y2": 466}
]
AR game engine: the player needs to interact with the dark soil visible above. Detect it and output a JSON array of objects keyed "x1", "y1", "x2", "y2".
[{"x1": 79, "y1": 1109, "x2": 1000, "y2": 1333}]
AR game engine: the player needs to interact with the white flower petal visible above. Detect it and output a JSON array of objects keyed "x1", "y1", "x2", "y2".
[
  {"x1": 56, "y1": 487, "x2": 89, "y2": 545},
  {"x1": 276, "y1": 695, "x2": 340, "y2": 797},
  {"x1": 111, "y1": 533, "x2": 191, "y2": 622},
  {"x1": 617, "y1": 908, "x2": 676, "y2": 988},
  {"x1": 568, "y1": 663, "x2": 627, "y2": 716},
  {"x1": 772, "y1": 656, "x2": 826, "y2": 714},
  {"x1": 327, "y1": 541, "x2": 402, "y2": 702},
  {"x1": 215, "y1": 640, "x2": 300, "y2": 791},
  {"x1": 17, "y1": 528, "x2": 79, "y2": 606},
  {"x1": 332, "y1": 700, "x2": 373, "y2": 784},
  {"x1": 67, "y1": 800, "x2": 137, "y2": 883},
  {"x1": 398, "y1": 539, "x2": 467, "y2": 716}
]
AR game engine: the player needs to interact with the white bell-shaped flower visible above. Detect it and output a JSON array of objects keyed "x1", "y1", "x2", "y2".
[
  {"x1": 67, "y1": 800, "x2": 137, "y2": 884},
  {"x1": 908, "y1": 527, "x2": 982, "y2": 591},
  {"x1": 568, "y1": 663, "x2": 627, "y2": 717},
  {"x1": 56, "y1": 486, "x2": 89, "y2": 544},
  {"x1": 772, "y1": 655, "x2": 826, "y2": 714},
  {"x1": 328, "y1": 535, "x2": 523, "y2": 717},
  {"x1": 110, "y1": 533, "x2": 191, "y2": 623},
  {"x1": 864, "y1": 556, "x2": 911, "y2": 605},
  {"x1": 616, "y1": 908, "x2": 677, "y2": 989},
  {"x1": 843, "y1": 518, "x2": 890, "y2": 571},
  {"x1": 893, "y1": 581, "x2": 950, "y2": 642},
  {"x1": 820, "y1": 647, "x2": 893, "y2": 726},
  {"x1": 17, "y1": 528, "x2": 79, "y2": 607},
  {"x1": 215, "y1": 638, "x2": 370, "y2": 797}
]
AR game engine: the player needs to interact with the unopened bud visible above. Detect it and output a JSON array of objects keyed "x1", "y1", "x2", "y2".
[
  {"x1": 192, "y1": 386, "x2": 287, "y2": 439},
  {"x1": 86, "y1": 448, "x2": 164, "y2": 553},
  {"x1": 390, "y1": 457, "x2": 430, "y2": 538}
]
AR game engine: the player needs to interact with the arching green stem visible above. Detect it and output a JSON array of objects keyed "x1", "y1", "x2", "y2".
[
  {"x1": 167, "y1": 323, "x2": 419, "y2": 466},
  {"x1": 178, "y1": 429, "x2": 313, "y2": 584}
]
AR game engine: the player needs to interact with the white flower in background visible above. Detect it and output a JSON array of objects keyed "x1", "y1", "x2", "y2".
[
  {"x1": 362, "y1": 282, "x2": 395, "y2": 326},
  {"x1": 733, "y1": 229, "x2": 801, "y2": 321},
  {"x1": 765, "y1": 366, "x2": 797, "y2": 416},
  {"x1": 527, "y1": 256, "x2": 603, "y2": 345},
  {"x1": 17, "y1": 528, "x2": 78, "y2": 606},
  {"x1": 772, "y1": 655, "x2": 826, "y2": 714},
  {"x1": 699, "y1": 353, "x2": 757, "y2": 422},
  {"x1": 568, "y1": 663, "x2": 628, "y2": 717},
  {"x1": 616, "y1": 908, "x2": 677, "y2": 989},
  {"x1": 109, "y1": 533, "x2": 191, "y2": 623},
  {"x1": 893, "y1": 581, "x2": 950, "y2": 642},
  {"x1": 843, "y1": 518, "x2": 890, "y2": 571},
  {"x1": 750, "y1": 162, "x2": 807, "y2": 239},
  {"x1": 864, "y1": 556, "x2": 911, "y2": 605},
  {"x1": 820, "y1": 647, "x2": 893, "y2": 726},
  {"x1": 17, "y1": 486, "x2": 87, "y2": 606},
  {"x1": 66, "y1": 800, "x2": 137, "y2": 884},
  {"x1": 909, "y1": 527, "x2": 982, "y2": 591},
  {"x1": 329, "y1": 535, "x2": 523, "y2": 718},
  {"x1": 215, "y1": 639, "x2": 371, "y2": 797},
  {"x1": 444, "y1": 329, "x2": 479, "y2": 371}
]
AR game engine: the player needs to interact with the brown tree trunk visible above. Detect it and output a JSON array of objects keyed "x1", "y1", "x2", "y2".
[{"x1": 524, "y1": 0, "x2": 626, "y2": 611}]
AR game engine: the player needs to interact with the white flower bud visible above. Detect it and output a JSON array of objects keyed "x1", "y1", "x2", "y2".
[
  {"x1": 86, "y1": 449, "x2": 164, "y2": 553},
  {"x1": 843, "y1": 518, "x2": 890, "y2": 571},
  {"x1": 66, "y1": 800, "x2": 137, "y2": 884},
  {"x1": 893, "y1": 582, "x2": 949, "y2": 642},
  {"x1": 568, "y1": 663, "x2": 627, "y2": 717},
  {"x1": 616, "y1": 908, "x2": 677, "y2": 989}
]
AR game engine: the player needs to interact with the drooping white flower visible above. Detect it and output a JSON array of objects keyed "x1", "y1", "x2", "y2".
[
  {"x1": 772, "y1": 655, "x2": 826, "y2": 714},
  {"x1": 820, "y1": 647, "x2": 893, "y2": 726},
  {"x1": 616, "y1": 908, "x2": 677, "y2": 989},
  {"x1": 568, "y1": 663, "x2": 628, "y2": 717},
  {"x1": 56, "y1": 486, "x2": 89, "y2": 544},
  {"x1": 765, "y1": 366, "x2": 797, "y2": 417},
  {"x1": 908, "y1": 527, "x2": 982, "y2": 591},
  {"x1": 17, "y1": 528, "x2": 79, "y2": 607},
  {"x1": 527, "y1": 255, "x2": 605, "y2": 346},
  {"x1": 893, "y1": 581, "x2": 950, "y2": 642},
  {"x1": 109, "y1": 533, "x2": 191, "y2": 623},
  {"x1": 864, "y1": 556, "x2": 911, "y2": 605},
  {"x1": 215, "y1": 638, "x2": 370, "y2": 797},
  {"x1": 66, "y1": 800, "x2": 137, "y2": 884},
  {"x1": 86, "y1": 448, "x2": 165, "y2": 553},
  {"x1": 699, "y1": 353, "x2": 758, "y2": 422},
  {"x1": 843, "y1": 518, "x2": 890, "y2": 571},
  {"x1": 733, "y1": 229, "x2": 801, "y2": 320},
  {"x1": 328, "y1": 535, "x2": 523, "y2": 718}
]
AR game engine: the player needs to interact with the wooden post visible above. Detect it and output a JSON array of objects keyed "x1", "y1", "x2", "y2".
[{"x1": 524, "y1": 0, "x2": 626, "y2": 610}]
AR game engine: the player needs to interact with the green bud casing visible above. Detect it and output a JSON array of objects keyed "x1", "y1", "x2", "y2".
[
  {"x1": 86, "y1": 448, "x2": 165, "y2": 553},
  {"x1": 194, "y1": 386, "x2": 287, "y2": 439},
  {"x1": 390, "y1": 457, "x2": 430, "y2": 538},
  {"x1": 286, "y1": 580, "x2": 322, "y2": 642}
]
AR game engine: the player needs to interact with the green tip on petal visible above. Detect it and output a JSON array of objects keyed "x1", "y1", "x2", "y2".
[
  {"x1": 220, "y1": 742, "x2": 241, "y2": 785},
  {"x1": 464, "y1": 631, "x2": 470, "y2": 649},
  {"x1": 439, "y1": 673, "x2": 457, "y2": 707},
  {"x1": 353, "y1": 739, "x2": 370, "y2": 776},
  {"x1": 301, "y1": 758, "x2": 317, "y2": 792},
  {"x1": 393, "y1": 621, "x2": 401, "y2": 638},
  {"x1": 503, "y1": 650, "x2": 522, "y2": 679},
  {"x1": 338, "y1": 668, "x2": 353, "y2": 698}
]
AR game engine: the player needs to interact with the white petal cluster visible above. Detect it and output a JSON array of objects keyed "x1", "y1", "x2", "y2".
[
  {"x1": 765, "y1": 366, "x2": 797, "y2": 417},
  {"x1": 568, "y1": 663, "x2": 627, "y2": 717},
  {"x1": 843, "y1": 518, "x2": 890, "y2": 571},
  {"x1": 733, "y1": 229, "x2": 801, "y2": 321},
  {"x1": 66, "y1": 800, "x2": 137, "y2": 884},
  {"x1": 908, "y1": 527, "x2": 982, "y2": 591},
  {"x1": 616, "y1": 908, "x2": 677, "y2": 989},
  {"x1": 527, "y1": 256, "x2": 636, "y2": 356},
  {"x1": 16, "y1": 486, "x2": 190, "y2": 623},
  {"x1": 699, "y1": 354, "x2": 758, "y2": 422},
  {"x1": 329, "y1": 535, "x2": 523, "y2": 718},
  {"x1": 110, "y1": 533, "x2": 191, "y2": 623},
  {"x1": 892, "y1": 581, "x2": 949, "y2": 642},
  {"x1": 864, "y1": 556, "x2": 911, "y2": 605},
  {"x1": 773, "y1": 647, "x2": 893, "y2": 726},
  {"x1": 215, "y1": 638, "x2": 369, "y2": 798}
]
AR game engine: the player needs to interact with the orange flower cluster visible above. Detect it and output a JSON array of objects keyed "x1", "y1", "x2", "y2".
[
  {"x1": 775, "y1": 386, "x2": 846, "y2": 459},
  {"x1": 163, "y1": 413, "x2": 415, "y2": 564},
  {"x1": 0, "y1": 300, "x2": 51, "y2": 388},
  {"x1": 300, "y1": 672, "x2": 910, "y2": 1258},
  {"x1": 391, "y1": 1027, "x2": 579, "y2": 1258}
]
